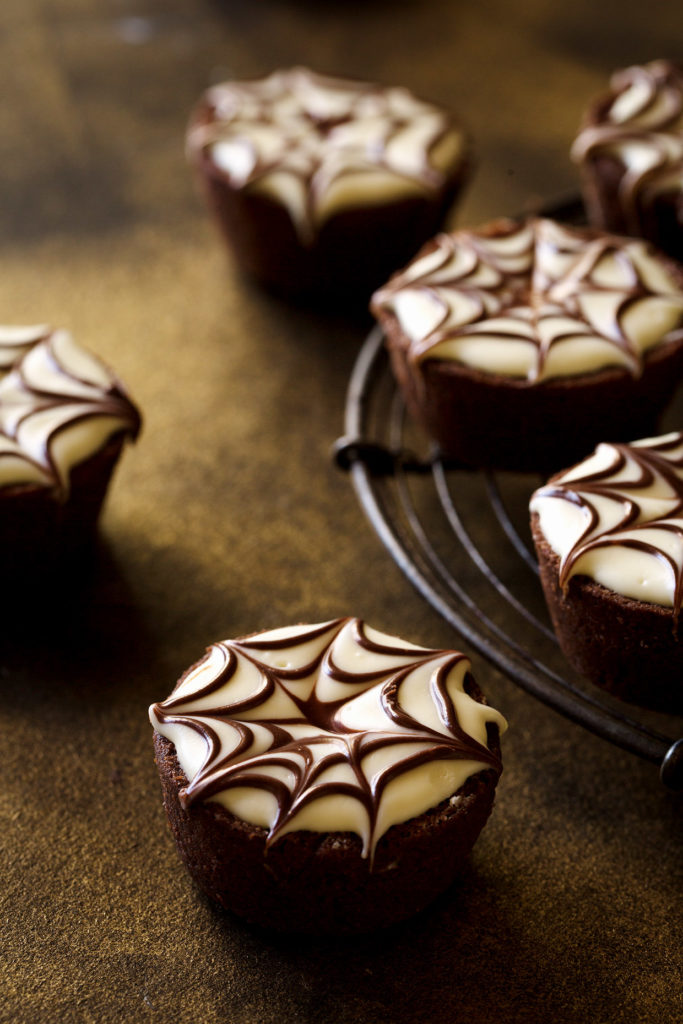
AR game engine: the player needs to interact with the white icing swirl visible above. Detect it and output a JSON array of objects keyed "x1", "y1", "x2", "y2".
[
  {"x1": 371, "y1": 218, "x2": 683, "y2": 381},
  {"x1": 530, "y1": 432, "x2": 683, "y2": 607},
  {"x1": 149, "y1": 618, "x2": 506, "y2": 859},
  {"x1": 187, "y1": 67, "x2": 465, "y2": 243},
  {"x1": 0, "y1": 325, "x2": 140, "y2": 495}
]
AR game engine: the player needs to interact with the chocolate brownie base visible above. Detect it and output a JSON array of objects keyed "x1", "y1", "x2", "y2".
[
  {"x1": 190, "y1": 116, "x2": 469, "y2": 304},
  {"x1": 382, "y1": 309, "x2": 683, "y2": 473},
  {"x1": 0, "y1": 433, "x2": 130, "y2": 578},
  {"x1": 154, "y1": 729, "x2": 500, "y2": 935},
  {"x1": 531, "y1": 512, "x2": 682, "y2": 713}
]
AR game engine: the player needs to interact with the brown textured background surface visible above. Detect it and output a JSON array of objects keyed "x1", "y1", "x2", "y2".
[{"x1": 1, "y1": 2, "x2": 681, "y2": 1022}]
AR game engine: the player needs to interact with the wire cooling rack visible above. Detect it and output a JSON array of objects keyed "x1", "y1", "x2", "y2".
[{"x1": 335, "y1": 325, "x2": 683, "y2": 790}]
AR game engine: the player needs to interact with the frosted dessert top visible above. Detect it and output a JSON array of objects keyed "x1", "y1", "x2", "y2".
[
  {"x1": 571, "y1": 60, "x2": 683, "y2": 233},
  {"x1": 0, "y1": 324, "x2": 140, "y2": 496},
  {"x1": 149, "y1": 617, "x2": 506, "y2": 861},
  {"x1": 187, "y1": 67, "x2": 466, "y2": 243},
  {"x1": 531, "y1": 432, "x2": 683, "y2": 609},
  {"x1": 371, "y1": 217, "x2": 683, "y2": 382}
]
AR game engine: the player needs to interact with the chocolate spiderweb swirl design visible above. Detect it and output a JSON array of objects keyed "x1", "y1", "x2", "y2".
[
  {"x1": 151, "y1": 618, "x2": 504, "y2": 861},
  {"x1": 535, "y1": 434, "x2": 683, "y2": 613},
  {"x1": 188, "y1": 68, "x2": 461, "y2": 242},
  {"x1": 374, "y1": 218, "x2": 683, "y2": 382},
  {"x1": 0, "y1": 326, "x2": 140, "y2": 497}
]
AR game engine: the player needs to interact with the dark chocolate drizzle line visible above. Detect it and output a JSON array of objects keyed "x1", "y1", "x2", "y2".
[
  {"x1": 379, "y1": 219, "x2": 683, "y2": 381},
  {"x1": 535, "y1": 435, "x2": 683, "y2": 612},
  {"x1": 151, "y1": 619, "x2": 502, "y2": 859}
]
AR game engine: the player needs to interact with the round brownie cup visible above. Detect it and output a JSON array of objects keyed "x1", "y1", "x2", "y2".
[
  {"x1": 571, "y1": 60, "x2": 683, "y2": 262},
  {"x1": 371, "y1": 217, "x2": 683, "y2": 472},
  {"x1": 149, "y1": 618, "x2": 506, "y2": 934},
  {"x1": 185, "y1": 67, "x2": 470, "y2": 303},
  {"x1": 0, "y1": 324, "x2": 141, "y2": 576},
  {"x1": 530, "y1": 432, "x2": 683, "y2": 713}
]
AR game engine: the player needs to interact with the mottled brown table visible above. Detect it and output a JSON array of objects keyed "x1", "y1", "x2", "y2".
[{"x1": 1, "y1": 2, "x2": 681, "y2": 1022}]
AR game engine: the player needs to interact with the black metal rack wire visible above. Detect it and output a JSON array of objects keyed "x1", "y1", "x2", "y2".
[{"x1": 335, "y1": 325, "x2": 683, "y2": 791}]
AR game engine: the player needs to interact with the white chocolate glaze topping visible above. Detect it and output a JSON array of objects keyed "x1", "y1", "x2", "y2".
[
  {"x1": 187, "y1": 67, "x2": 465, "y2": 243},
  {"x1": 530, "y1": 432, "x2": 683, "y2": 608},
  {"x1": 149, "y1": 618, "x2": 506, "y2": 859},
  {"x1": 571, "y1": 61, "x2": 683, "y2": 232},
  {"x1": 371, "y1": 218, "x2": 683, "y2": 381},
  {"x1": 0, "y1": 325, "x2": 140, "y2": 495}
]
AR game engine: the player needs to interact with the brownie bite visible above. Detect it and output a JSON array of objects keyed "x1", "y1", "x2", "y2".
[
  {"x1": 530, "y1": 432, "x2": 683, "y2": 713},
  {"x1": 371, "y1": 217, "x2": 683, "y2": 472},
  {"x1": 186, "y1": 67, "x2": 470, "y2": 303},
  {"x1": 149, "y1": 617, "x2": 506, "y2": 934},
  {"x1": 571, "y1": 60, "x2": 683, "y2": 261},
  {"x1": 0, "y1": 324, "x2": 140, "y2": 576}
]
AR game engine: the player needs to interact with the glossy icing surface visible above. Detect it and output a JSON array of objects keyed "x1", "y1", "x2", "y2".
[
  {"x1": 149, "y1": 618, "x2": 506, "y2": 859},
  {"x1": 571, "y1": 60, "x2": 683, "y2": 232},
  {"x1": 187, "y1": 67, "x2": 465, "y2": 243},
  {"x1": 0, "y1": 324, "x2": 140, "y2": 495},
  {"x1": 530, "y1": 432, "x2": 683, "y2": 608},
  {"x1": 371, "y1": 218, "x2": 683, "y2": 381}
]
